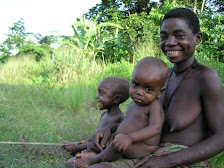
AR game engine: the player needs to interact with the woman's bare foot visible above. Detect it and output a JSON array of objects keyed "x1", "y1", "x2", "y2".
[{"x1": 76, "y1": 150, "x2": 97, "y2": 158}]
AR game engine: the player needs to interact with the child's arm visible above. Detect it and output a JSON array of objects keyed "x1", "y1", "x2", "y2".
[
  {"x1": 88, "y1": 122, "x2": 122, "y2": 153},
  {"x1": 113, "y1": 101, "x2": 164, "y2": 152},
  {"x1": 89, "y1": 111, "x2": 124, "y2": 152}
]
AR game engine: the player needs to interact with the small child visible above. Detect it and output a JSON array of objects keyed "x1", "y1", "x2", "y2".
[
  {"x1": 21, "y1": 77, "x2": 129, "y2": 157},
  {"x1": 73, "y1": 57, "x2": 169, "y2": 168},
  {"x1": 65, "y1": 77, "x2": 130, "y2": 163}
]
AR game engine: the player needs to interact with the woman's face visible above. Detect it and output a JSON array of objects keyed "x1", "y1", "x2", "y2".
[{"x1": 160, "y1": 18, "x2": 201, "y2": 64}]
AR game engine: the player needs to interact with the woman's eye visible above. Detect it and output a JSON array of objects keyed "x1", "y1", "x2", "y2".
[
  {"x1": 176, "y1": 34, "x2": 185, "y2": 39},
  {"x1": 160, "y1": 34, "x2": 167, "y2": 40}
]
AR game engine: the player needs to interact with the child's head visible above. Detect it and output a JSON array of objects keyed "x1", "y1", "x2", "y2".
[
  {"x1": 97, "y1": 77, "x2": 130, "y2": 110},
  {"x1": 161, "y1": 8, "x2": 200, "y2": 34},
  {"x1": 130, "y1": 57, "x2": 168, "y2": 106}
]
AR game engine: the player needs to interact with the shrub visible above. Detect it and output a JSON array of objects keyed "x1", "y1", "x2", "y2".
[{"x1": 18, "y1": 44, "x2": 51, "y2": 61}]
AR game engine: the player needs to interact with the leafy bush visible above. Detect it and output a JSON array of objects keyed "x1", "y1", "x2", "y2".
[
  {"x1": 199, "y1": 10, "x2": 224, "y2": 62},
  {"x1": 100, "y1": 39, "x2": 131, "y2": 62},
  {"x1": 18, "y1": 44, "x2": 51, "y2": 61}
]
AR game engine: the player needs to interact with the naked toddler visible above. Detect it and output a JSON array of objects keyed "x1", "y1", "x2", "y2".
[{"x1": 65, "y1": 77, "x2": 130, "y2": 165}]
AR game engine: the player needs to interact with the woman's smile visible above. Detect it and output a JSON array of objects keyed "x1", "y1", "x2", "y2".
[{"x1": 166, "y1": 50, "x2": 182, "y2": 57}]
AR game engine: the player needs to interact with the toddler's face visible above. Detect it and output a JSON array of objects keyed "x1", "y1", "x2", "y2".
[
  {"x1": 96, "y1": 81, "x2": 114, "y2": 110},
  {"x1": 129, "y1": 65, "x2": 162, "y2": 106}
]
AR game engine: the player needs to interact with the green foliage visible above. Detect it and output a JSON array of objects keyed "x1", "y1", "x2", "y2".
[
  {"x1": 0, "y1": 18, "x2": 26, "y2": 57},
  {"x1": 6, "y1": 18, "x2": 26, "y2": 48},
  {"x1": 39, "y1": 35, "x2": 55, "y2": 45},
  {"x1": 62, "y1": 16, "x2": 124, "y2": 62},
  {"x1": 0, "y1": 53, "x2": 10, "y2": 64},
  {"x1": 100, "y1": 38, "x2": 131, "y2": 62},
  {"x1": 199, "y1": 10, "x2": 224, "y2": 62},
  {"x1": 18, "y1": 44, "x2": 51, "y2": 61}
]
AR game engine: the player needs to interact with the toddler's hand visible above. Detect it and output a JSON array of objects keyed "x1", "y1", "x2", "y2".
[
  {"x1": 77, "y1": 140, "x2": 89, "y2": 145},
  {"x1": 112, "y1": 134, "x2": 132, "y2": 152}
]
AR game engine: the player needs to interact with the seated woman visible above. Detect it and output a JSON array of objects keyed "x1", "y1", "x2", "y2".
[{"x1": 88, "y1": 8, "x2": 224, "y2": 168}]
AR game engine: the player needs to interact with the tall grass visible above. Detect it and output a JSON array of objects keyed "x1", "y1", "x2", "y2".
[{"x1": 0, "y1": 42, "x2": 223, "y2": 167}]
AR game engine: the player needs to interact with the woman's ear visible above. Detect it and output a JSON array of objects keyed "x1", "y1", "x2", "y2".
[
  {"x1": 114, "y1": 94, "x2": 122, "y2": 104},
  {"x1": 157, "y1": 87, "x2": 166, "y2": 99},
  {"x1": 196, "y1": 32, "x2": 202, "y2": 45}
]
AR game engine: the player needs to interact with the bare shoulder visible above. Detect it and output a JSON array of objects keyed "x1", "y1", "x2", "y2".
[
  {"x1": 148, "y1": 100, "x2": 164, "y2": 127},
  {"x1": 148, "y1": 100, "x2": 164, "y2": 120},
  {"x1": 149, "y1": 99, "x2": 163, "y2": 112},
  {"x1": 126, "y1": 102, "x2": 135, "y2": 112},
  {"x1": 101, "y1": 111, "x2": 107, "y2": 117},
  {"x1": 128, "y1": 101, "x2": 135, "y2": 108},
  {"x1": 100, "y1": 111, "x2": 107, "y2": 120},
  {"x1": 113, "y1": 110, "x2": 125, "y2": 123},
  {"x1": 199, "y1": 65, "x2": 220, "y2": 80},
  {"x1": 199, "y1": 65, "x2": 223, "y2": 91}
]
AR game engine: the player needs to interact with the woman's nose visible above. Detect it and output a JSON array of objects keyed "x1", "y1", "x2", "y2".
[{"x1": 165, "y1": 36, "x2": 177, "y2": 46}]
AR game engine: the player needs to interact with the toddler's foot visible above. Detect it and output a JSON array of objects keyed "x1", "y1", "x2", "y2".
[
  {"x1": 61, "y1": 142, "x2": 79, "y2": 155},
  {"x1": 74, "y1": 157, "x2": 96, "y2": 168},
  {"x1": 76, "y1": 150, "x2": 97, "y2": 158}
]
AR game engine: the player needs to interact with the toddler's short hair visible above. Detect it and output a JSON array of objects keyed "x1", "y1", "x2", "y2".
[{"x1": 102, "y1": 77, "x2": 130, "y2": 104}]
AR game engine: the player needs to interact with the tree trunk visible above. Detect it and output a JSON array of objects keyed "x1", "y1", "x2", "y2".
[
  {"x1": 201, "y1": 0, "x2": 205, "y2": 13},
  {"x1": 193, "y1": 0, "x2": 197, "y2": 13}
]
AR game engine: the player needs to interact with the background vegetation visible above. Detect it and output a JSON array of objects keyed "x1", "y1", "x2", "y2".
[{"x1": 0, "y1": 0, "x2": 223, "y2": 167}]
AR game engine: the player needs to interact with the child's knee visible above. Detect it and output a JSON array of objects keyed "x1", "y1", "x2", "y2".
[{"x1": 66, "y1": 157, "x2": 77, "y2": 168}]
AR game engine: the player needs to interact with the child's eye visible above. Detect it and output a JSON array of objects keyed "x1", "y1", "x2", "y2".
[
  {"x1": 98, "y1": 90, "x2": 104, "y2": 95},
  {"x1": 146, "y1": 87, "x2": 153, "y2": 93},
  {"x1": 132, "y1": 82, "x2": 138, "y2": 87}
]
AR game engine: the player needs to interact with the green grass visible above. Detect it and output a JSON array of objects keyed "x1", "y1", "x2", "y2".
[
  {"x1": 0, "y1": 82, "x2": 130, "y2": 167},
  {"x1": 0, "y1": 84, "x2": 98, "y2": 167}
]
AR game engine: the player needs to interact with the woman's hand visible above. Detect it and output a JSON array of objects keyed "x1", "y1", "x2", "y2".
[
  {"x1": 134, "y1": 156, "x2": 150, "y2": 168},
  {"x1": 134, "y1": 155, "x2": 171, "y2": 168}
]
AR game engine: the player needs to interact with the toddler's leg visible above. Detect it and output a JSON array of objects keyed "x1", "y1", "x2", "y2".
[
  {"x1": 66, "y1": 157, "x2": 77, "y2": 168},
  {"x1": 123, "y1": 142, "x2": 158, "y2": 159}
]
